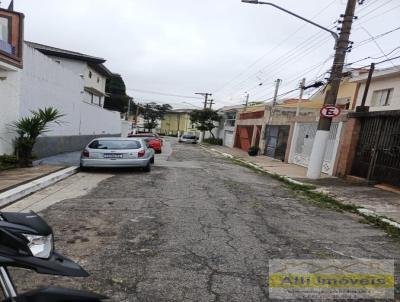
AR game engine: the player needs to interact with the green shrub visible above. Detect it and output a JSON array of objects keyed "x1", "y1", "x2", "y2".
[
  {"x1": 0, "y1": 154, "x2": 18, "y2": 164},
  {"x1": 204, "y1": 138, "x2": 223, "y2": 145}
]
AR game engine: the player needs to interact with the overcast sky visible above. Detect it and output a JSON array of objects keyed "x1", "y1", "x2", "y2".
[{"x1": 8, "y1": 0, "x2": 400, "y2": 109}]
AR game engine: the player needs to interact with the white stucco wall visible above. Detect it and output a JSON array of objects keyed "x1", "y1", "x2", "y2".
[
  {"x1": 0, "y1": 44, "x2": 121, "y2": 155},
  {"x1": 85, "y1": 66, "x2": 107, "y2": 94},
  {"x1": 19, "y1": 44, "x2": 121, "y2": 137},
  {"x1": 355, "y1": 74, "x2": 400, "y2": 111},
  {"x1": 0, "y1": 63, "x2": 21, "y2": 154}
]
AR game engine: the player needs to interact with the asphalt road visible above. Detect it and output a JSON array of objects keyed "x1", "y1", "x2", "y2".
[{"x1": 11, "y1": 138, "x2": 400, "y2": 301}]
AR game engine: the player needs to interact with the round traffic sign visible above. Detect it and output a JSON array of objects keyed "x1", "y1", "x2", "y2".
[{"x1": 320, "y1": 105, "x2": 341, "y2": 118}]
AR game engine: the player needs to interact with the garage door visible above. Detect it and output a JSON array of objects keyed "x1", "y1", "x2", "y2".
[{"x1": 224, "y1": 131, "x2": 234, "y2": 147}]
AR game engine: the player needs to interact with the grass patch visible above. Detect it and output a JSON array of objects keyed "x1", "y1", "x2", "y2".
[{"x1": 358, "y1": 214, "x2": 400, "y2": 238}]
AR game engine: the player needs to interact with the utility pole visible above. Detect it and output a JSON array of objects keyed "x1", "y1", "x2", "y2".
[
  {"x1": 356, "y1": 62, "x2": 375, "y2": 112},
  {"x1": 135, "y1": 101, "x2": 139, "y2": 133},
  {"x1": 195, "y1": 92, "x2": 212, "y2": 143},
  {"x1": 307, "y1": 0, "x2": 357, "y2": 179},
  {"x1": 266, "y1": 79, "x2": 282, "y2": 129},
  {"x1": 244, "y1": 93, "x2": 250, "y2": 111},
  {"x1": 195, "y1": 92, "x2": 212, "y2": 109},
  {"x1": 296, "y1": 78, "x2": 306, "y2": 116},
  {"x1": 272, "y1": 79, "x2": 282, "y2": 106},
  {"x1": 209, "y1": 99, "x2": 215, "y2": 109},
  {"x1": 126, "y1": 97, "x2": 132, "y2": 121}
]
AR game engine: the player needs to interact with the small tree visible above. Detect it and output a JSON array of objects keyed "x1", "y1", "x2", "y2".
[
  {"x1": 12, "y1": 107, "x2": 64, "y2": 167},
  {"x1": 190, "y1": 109, "x2": 221, "y2": 138},
  {"x1": 140, "y1": 103, "x2": 172, "y2": 132}
]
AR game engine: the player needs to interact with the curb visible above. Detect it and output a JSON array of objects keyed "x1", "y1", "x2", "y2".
[
  {"x1": 204, "y1": 146, "x2": 400, "y2": 231},
  {"x1": 0, "y1": 166, "x2": 79, "y2": 209}
]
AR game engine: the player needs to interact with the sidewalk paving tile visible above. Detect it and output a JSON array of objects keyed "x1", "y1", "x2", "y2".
[{"x1": 0, "y1": 165, "x2": 65, "y2": 193}]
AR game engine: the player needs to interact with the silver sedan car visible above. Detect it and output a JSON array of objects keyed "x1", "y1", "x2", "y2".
[
  {"x1": 80, "y1": 137, "x2": 155, "y2": 172},
  {"x1": 178, "y1": 134, "x2": 198, "y2": 144}
]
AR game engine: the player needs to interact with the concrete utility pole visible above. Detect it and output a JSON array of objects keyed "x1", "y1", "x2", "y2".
[
  {"x1": 272, "y1": 79, "x2": 282, "y2": 106},
  {"x1": 307, "y1": 0, "x2": 357, "y2": 179},
  {"x1": 296, "y1": 78, "x2": 306, "y2": 116},
  {"x1": 357, "y1": 62, "x2": 375, "y2": 112},
  {"x1": 195, "y1": 92, "x2": 212, "y2": 109},
  {"x1": 195, "y1": 92, "x2": 212, "y2": 142},
  {"x1": 244, "y1": 93, "x2": 250, "y2": 111},
  {"x1": 266, "y1": 79, "x2": 282, "y2": 126},
  {"x1": 126, "y1": 97, "x2": 132, "y2": 121},
  {"x1": 134, "y1": 101, "x2": 139, "y2": 133},
  {"x1": 209, "y1": 99, "x2": 215, "y2": 109}
]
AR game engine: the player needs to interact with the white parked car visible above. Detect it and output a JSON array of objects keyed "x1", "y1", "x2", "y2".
[
  {"x1": 179, "y1": 134, "x2": 198, "y2": 144},
  {"x1": 80, "y1": 137, "x2": 154, "y2": 172}
]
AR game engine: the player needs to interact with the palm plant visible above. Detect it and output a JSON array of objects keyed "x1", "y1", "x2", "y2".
[{"x1": 12, "y1": 107, "x2": 64, "y2": 167}]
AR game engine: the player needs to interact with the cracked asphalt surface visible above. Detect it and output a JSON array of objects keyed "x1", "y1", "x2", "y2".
[{"x1": 10, "y1": 138, "x2": 400, "y2": 301}]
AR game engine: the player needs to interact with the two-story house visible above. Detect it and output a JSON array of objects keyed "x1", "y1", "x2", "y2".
[{"x1": 25, "y1": 42, "x2": 111, "y2": 108}]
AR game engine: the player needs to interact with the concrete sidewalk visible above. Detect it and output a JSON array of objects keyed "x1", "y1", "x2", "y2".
[
  {"x1": 0, "y1": 151, "x2": 81, "y2": 207},
  {"x1": 204, "y1": 144, "x2": 400, "y2": 225},
  {"x1": 0, "y1": 165, "x2": 65, "y2": 193}
]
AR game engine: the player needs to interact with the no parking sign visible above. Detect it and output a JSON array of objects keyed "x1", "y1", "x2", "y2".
[{"x1": 320, "y1": 105, "x2": 341, "y2": 118}]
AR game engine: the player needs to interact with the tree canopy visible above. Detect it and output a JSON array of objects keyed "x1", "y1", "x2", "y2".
[
  {"x1": 190, "y1": 109, "x2": 221, "y2": 138},
  {"x1": 140, "y1": 103, "x2": 172, "y2": 132},
  {"x1": 104, "y1": 75, "x2": 135, "y2": 114}
]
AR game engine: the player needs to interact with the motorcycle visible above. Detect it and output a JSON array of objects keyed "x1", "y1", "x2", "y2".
[{"x1": 0, "y1": 211, "x2": 107, "y2": 301}]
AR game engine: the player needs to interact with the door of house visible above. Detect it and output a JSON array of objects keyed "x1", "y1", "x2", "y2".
[
  {"x1": 264, "y1": 125, "x2": 290, "y2": 161},
  {"x1": 224, "y1": 130, "x2": 234, "y2": 147},
  {"x1": 290, "y1": 122, "x2": 341, "y2": 175},
  {"x1": 234, "y1": 126, "x2": 254, "y2": 151},
  {"x1": 351, "y1": 115, "x2": 400, "y2": 187}
]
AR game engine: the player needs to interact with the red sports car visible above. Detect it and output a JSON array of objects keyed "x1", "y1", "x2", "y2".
[{"x1": 128, "y1": 133, "x2": 162, "y2": 154}]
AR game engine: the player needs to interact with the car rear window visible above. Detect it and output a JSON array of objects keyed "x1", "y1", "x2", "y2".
[
  {"x1": 89, "y1": 140, "x2": 141, "y2": 150},
  {"x1": 130, "y1": 134, "x2": 156, "y2": 137},
  {"x1": 183, "y1": 135, "x2": 196, "y2": 139}
]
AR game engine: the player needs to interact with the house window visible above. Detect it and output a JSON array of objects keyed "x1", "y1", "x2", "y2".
[
  {"x1": 0, "y1": 16, "x2": 13, "y2": 54},
  {"x1": 372, "y1": 88, "x2": 393, "y2": 107},
  {"x1": 224, "y1": 111, "x2": 236, "y2": 127},
  {"x1": 97, "y1": 77, "x2": 100, "y2": 83},
  {"x1": 89, "y1": 71, "x2": 92, "y2": 78}
]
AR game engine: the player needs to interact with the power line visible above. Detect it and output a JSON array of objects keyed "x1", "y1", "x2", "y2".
[
  {"x1": 354, "y1": 1, "x2": 400, "y2": 27},
  {"x1": 222, "y1": 32, "x2": 334, "y2": 99},
  {"x1": 126, "y1": 88, "x2": 203, "y2": 100},
  {"x1": 212, "y1": 0, "x2": 338, "y2": 94}
]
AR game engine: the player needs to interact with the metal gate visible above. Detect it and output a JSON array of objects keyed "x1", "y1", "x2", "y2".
[
  {"x1": 351, "y1": 115, "x2": 400, "y2": 186},
  {"x1": 291, "y1": 122, "x2": 341, "y2": 175},
  {"x1": 264, "y1": 125, "x2": 290, "y2": 161}
]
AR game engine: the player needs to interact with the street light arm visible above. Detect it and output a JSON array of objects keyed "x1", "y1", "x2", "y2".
[{"x1": 242, "y1": 0, "x2": 339, "y2": 42}]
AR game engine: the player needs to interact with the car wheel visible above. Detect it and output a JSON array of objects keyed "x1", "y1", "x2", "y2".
[
  {"x1": 143, "y1": 162, "x2": 151, "y2": 172},
  {"x1": 80, "y1": 164, "x2": 88, "y2": 172},
  {"x1": 150, "y1": 156, "x2": 155, "y2": 164}
]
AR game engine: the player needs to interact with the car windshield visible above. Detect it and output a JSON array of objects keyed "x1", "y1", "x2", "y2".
[
  {"x1": 183, "y1": 135, "x2": 196, "y2": 139},
  {"x1": 89, "y1": 140, "x2": 141, "y2": 150}
]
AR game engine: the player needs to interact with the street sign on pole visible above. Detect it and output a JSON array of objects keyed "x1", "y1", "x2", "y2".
[{"x1": 320, "y1": 105, "x2": 341, "y2": 119}]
